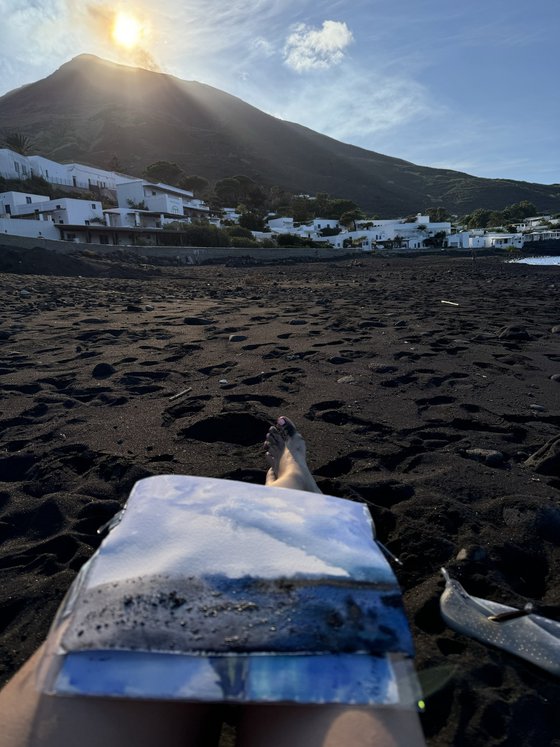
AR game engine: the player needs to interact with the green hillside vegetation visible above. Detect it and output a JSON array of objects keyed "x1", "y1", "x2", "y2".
[{"x1": 462, "y1": 200, "x2": 538, "y2": 229}]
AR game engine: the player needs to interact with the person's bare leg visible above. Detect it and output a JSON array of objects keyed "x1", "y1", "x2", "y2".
[
  {"x1": 237, "y1": 704, "x2": 425, "y2": 747},
  {"x1": 257, "y1": 417, "x2": 426, "y2": 747},
  {"x1": 264, "y1": 416, "x2": 322, "y2": 494},
  {"x1": 0, "y1": 644, "x2": 222, "y2": 747}
]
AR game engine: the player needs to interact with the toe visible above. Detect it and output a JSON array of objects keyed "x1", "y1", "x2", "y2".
[
  {"x1": 268, "y1": 427, "x2": 283, "y2": 447},
  {"x1": 277, "y1": 416, "x2": 297, "y2": 438}
]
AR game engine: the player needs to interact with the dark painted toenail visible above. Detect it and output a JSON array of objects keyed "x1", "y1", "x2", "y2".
[{"x1": 278, "y1": 416, "x2": 296, "y2": 437}]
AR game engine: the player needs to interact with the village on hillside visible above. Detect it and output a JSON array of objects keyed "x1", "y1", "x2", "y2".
[{"x1": 1, "y1": 147, "x2": 559, "y2": 254}]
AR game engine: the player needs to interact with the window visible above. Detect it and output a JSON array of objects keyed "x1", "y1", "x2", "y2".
[
  {"x1": 26, "y1": 196, "x2": 32, "y2": 204},
  {"x1": 85, "y1": 220, "x2": 90, "y2": 226},
  {"x1": 56, "y1": 204, "x2": 61, "y2": 209},
  {"x1": 91, "y1": 204, "x2": 97, "y2": 209},
  {"x1": 14, "y1": 162, "x2": 20, "y2": 172}
]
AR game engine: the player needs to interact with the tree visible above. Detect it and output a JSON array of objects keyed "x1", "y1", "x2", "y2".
[
  {"x1": 464, "y1": 208, "x2": 492, "y2": 229},
  {"x1": 224, "y1": 225, "x2": 254, "y2": 240},
  {"x1": 143, "y1": 161, "x2": 183, "y2": 185},
  {"x1": 178, "y1": 175, "x2": 209, "y2": 196},
  {"x1": 214, "y1": 177, "x2": 243, "y2": 206},
  {"x1": 277, "y1": 233, "x2": 319, "y2": 248},
  {"x1": 326, "y1": 199, "x2": 360, "y2": 220},
  {"x1": 423, "y1": 231, "x2": 447, "y2": 248},
  {"x1": 239, "y1": 211, "x2": 265, "y2": 231},
  {"x1": 127, "y1": 198, "x2": 147, "y2": 210},
  {"x1": 339, "y1": 209, "x2": 365, "y2": 231},
  {"x1": 290, "y1": 195, "x2": 315, "y2": 223},
  {"x1": 1, "y1": 130, "x2": 33, "y2": 155},
  {"x1": 426, "y1": 207, "x2": 451, "y2": 222}
]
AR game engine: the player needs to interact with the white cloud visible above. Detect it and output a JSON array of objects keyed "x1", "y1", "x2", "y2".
[
  {"x1": 283, "y1": 20, "x2": 353, "y2": 72},
  {"x1": 253, "y1": 37, "x2": 275, "y2": 57},
  {"x1": 273, "y1": 65, "x2": 440, "y2": 143}
]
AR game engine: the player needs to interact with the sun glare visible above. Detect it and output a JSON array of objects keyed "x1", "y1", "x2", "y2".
[{"x1": 112, "y1": 12, "x2": 142, "y2": 50}]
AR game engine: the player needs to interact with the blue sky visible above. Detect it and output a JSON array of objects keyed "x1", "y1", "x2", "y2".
[{"x1": 0, "y1": 0, "x2": 558, "y2": 184}]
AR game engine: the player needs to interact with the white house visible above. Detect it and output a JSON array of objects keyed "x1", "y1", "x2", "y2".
[
  {"x1": 523, "y1": 229, "x2": 560, "y2": 242},
  {"x1": 516, "y1": 215, "x2": 555, "y2": 231},
  {"x1": 0, "y1": 190, "x2": 101, "y2": 240},
  {"x1": 323, "y1": 214, "x2": 452, "y2": 250},
  {"x1": 0, "y1": 217, "x2": 59, "y2": 240},
  {"x1": 104, "y1": 208, "x2": 183, "y2": 229},
  {"x1": 446, "y1": 231, "x2": 471, "y2": 249},
  {"x1": 11, "y1": 196, "x2": 104, "y2": 226},
  {"x1": 116, "y1": 180, "x2": 209, "y2": 219},
  {"x1": 28, "y1": 156, "x2": 73, "y2": 185},
  {"x1": 312, "y1": 218, "x2": 339, "y2": 232},
  {"x1": 28, "y1": 156, "x2": 132, "y2": 191},
  {"x1": 65, "y1": 163, "x2": 131, "y2": 191},
  {"x1": 267, "y1": 217, "x2": 295, "y2": 233},
  {"x1": 466, "y1": 233, "x2": 524, "y2": 249},
  {"x1": 0, "y1": 191, "x2": 50, "y2": 217},
  {"x1": 0, "y1": 149, "x2": 32, "y2": 180}
]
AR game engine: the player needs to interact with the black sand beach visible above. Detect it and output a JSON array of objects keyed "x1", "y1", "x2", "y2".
[{"x1": 0, "y1": 249, "x2": 559, "y2": 745}]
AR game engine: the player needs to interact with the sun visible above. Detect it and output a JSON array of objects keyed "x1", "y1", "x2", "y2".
[{"x1": 112, "y1": 12, "x2": 142, "y2": 50}]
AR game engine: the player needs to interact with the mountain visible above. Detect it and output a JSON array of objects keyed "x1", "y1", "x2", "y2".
[{"x1": 1, "y1": 54, "x2": 559, "y2": 217}]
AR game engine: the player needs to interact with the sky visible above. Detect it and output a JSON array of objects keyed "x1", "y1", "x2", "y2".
[{"x1": 0, "y1": 0, "x2": 558, "y2": 185}]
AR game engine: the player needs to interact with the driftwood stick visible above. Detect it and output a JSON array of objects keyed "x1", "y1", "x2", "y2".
[{"x1": 168, "y1": 387, "x2": 192, "y2": 402}]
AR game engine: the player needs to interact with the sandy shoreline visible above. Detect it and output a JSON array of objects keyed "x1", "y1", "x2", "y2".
[{"x1": 0, "y1": 251, "x2": 559, "y2": 745}]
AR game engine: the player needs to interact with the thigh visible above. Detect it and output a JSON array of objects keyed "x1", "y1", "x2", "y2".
[
  {"x1": 236, "y1": 703, "x2": 426, "y2": 747},
  {"x1": 0, "y1": 646, "x2": 222, "y2": 747}
]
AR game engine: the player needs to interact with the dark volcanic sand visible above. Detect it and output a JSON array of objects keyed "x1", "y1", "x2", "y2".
[{"x1": 0, "y1": 251, "x2": 559, "y2": 746}]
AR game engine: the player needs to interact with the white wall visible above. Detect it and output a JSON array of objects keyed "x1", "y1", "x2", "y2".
[
  {"x1": 12, "y1": 197, "x2": 103, "y2": 225},
  {"x1": 144, "y1": 193, "x2": 183, "y2": 214},
  {"x1": 66, "y1": 164, "x2": 115, "y2": 190},
  {"x1": 268, "y1": 217, "x2": 294, "y2": 231},
  {"x1": 447, "y1": 232, "x2": 470, "y2": 248},
  {"x1": 0, "y1": 217, "x2": 59, "y2": 239},
  {"x1": 0, "y1": 149, "x2": 32, "y2": 180},
  {"x1": 28, "y1": 155, "x2": 70, "y2": 183},
  {"x1": 116, "y1": 181, "x2": 146, "y2": 208},
  {"x1": 117, "y1": 180, "x2": 207, "y2": 216},
  {"x1": 484, "y1": 234, "x2": 524, "y2": 248},
  {"x1": 313, "y1": 218, "x2": 339, "y2": 230},
  {"x1": 0, "y1": 191, "x2": 49, "y2": 216}
]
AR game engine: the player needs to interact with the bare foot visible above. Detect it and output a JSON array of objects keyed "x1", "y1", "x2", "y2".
[{"x1": 264, "y1": 416, "x2": 322, "y2": 494}]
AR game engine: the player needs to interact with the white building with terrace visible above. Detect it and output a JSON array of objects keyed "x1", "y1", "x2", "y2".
[
  {"x1": 116, "y1": 180, "x2": 209, "y2": 222},
  {"x1": 28, "y1": 156, "x2": 131, "y2": 192},
  {"x1": 324, "y1": 214, "x2": 452, "y2": 250},
  {"x1": 6, "y1": 195, "x2": 104, "y2": 225},
  {"x1": 0, "y1": 190, "x2": 49, "y2": 216}
]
